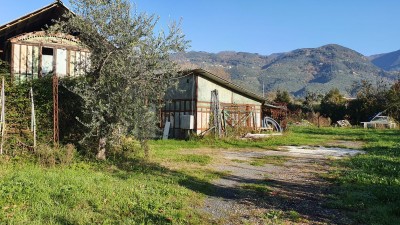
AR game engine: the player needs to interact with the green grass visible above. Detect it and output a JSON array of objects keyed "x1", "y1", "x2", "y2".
[
  {"x1": 231, "y1": 159, "x2": 247, "y2": 163},
  {"x1": 249, "y1": 155, "x2": 292, "y2": 166},
  {"x1": 287, "y1": 210, "x2": 302, "y2": 222},
  {"x1": 287, "y1": 128, "x2": 400, "y2": 224},
  {"x1": 263, "y1": 209, "x2": 306, "y2": 224},
  {"x1": 0, "y1": 159, "x2": 207, "y2": 224},
  {"x1": 0, "y1": 126, "x2": 399, "y2": 224},
  {"x1": 240, "y1": 182, "x2": 270, "y2": 196},
  {"x1": 174, "y1": 154, "x2": 212, "y2": 166},
  {"x1": 151, "y1": 127, "x2": 400, "y2": 224},
  {"x1": 325, "y1": 129, "x2": 400, "y2": 225},
  {"x1": 150, "y1": 127, "x2": 346, "y2": 151}
]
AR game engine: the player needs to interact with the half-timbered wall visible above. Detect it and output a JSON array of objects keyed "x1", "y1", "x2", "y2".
[
  {"x1": 161, "y1": 73, "x2": 263, "y2": 138},
  {"x1": 161, "y1": 99, "x2": 196, "y2": 138},
  {"x1": 161, "y1": 74, "x2": 196, "y2": 138},
  {"x1": 9, "y1": 31, "x2": 89, "y2": 82}
]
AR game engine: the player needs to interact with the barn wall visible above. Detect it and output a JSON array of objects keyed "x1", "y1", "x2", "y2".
[
  {"x1": 161, "y1": 75, "x2": 196, "y2": 138},
  {"x1": 195, "y1": 76, "x2": 262, "y2": 134},
  {"x1": 165, "y1": 75, "x2": 195, "y2": 99},
  {"x1": 162, "y1": 74, "x2": 263, "y2": 138},
  {"x1": 232, "y1": 93, "x2": 262, "y2": 130},
  {"x1": 197, "y1": 76, "x2": 232, "y2": 103}
]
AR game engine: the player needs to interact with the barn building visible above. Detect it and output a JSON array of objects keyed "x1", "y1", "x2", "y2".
[
  {"x1": 0, "y1": 1, "x2": 88, "y2": 82},
  {"x1": 162, "y1": 69, "x2": 265, "y2": 138}
]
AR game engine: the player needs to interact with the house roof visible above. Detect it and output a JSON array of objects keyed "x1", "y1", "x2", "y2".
[
  {"x1": 0, "y1": 1, "x2": 70, "y2": 32},
  {"x1": 0, "y1": 1, "x2": 70, "y2": 54},
  {"x1": 184, "y1": 68, "x2": 266, "y2": 103}
]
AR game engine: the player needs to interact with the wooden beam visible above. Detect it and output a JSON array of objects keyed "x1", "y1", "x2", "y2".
[{"x1": 10, "y1": 44, "x2": 14, "y2": 82}]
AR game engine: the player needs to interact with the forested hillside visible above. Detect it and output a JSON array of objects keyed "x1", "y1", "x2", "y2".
[{"x1": 174, "y1": 45, "x2": 399, "y2": 97}]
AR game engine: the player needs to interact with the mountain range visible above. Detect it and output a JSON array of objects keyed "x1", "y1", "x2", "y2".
[
  {"x1": 173, "y1": 44, "x2": 400, "y2": 97},
  {"x1": 370, "y1": 49, "x2": 400, "y2": 71}
]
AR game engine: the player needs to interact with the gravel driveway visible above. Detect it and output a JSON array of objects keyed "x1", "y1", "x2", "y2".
[{"x1": 201, "y1": 146, "x2": 364, "y2": 224}]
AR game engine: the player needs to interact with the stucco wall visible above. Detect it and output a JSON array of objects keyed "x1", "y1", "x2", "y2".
[
  {"x1": 164, "y1": 74, "x2": 195, "y2": 100},
  {"x1": 197, "y1": 76, "x2": 232, "y2": 103},
  {"x1": 196, "y1": 76, "x2": 262, "y2": 134},
  {"x1": 197, "y1": 76, "x2": 261, "y2": 105}
]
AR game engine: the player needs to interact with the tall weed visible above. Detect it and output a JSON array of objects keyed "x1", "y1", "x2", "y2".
[{"x1": 35, "y1": 144, "x2": 76, "y2": 167}]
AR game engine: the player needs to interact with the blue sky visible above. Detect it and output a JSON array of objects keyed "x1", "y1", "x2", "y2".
[{"x1": 1, "y1": 0, "x2": 399, "y2": 56}]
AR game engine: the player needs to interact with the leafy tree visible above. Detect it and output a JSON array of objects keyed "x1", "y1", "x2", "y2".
[
  {"x1": 320, "y1": 88, "x2": 346, "y2": 123},
  {"x1": 347, "y1": 80, "x2": 388, "y2": 123},
  {"x1": 52, "y1": 0, "x2": 188, "y2": 159},
  {"x1": 302, "y1": 91, "x2": 322, "y2": 114},
  {"x1": 386, "y1": 80, "x2": 400, "y2": 121},
  {"x1": 274, "y1": 90, "x2": 291, "y2": 104}
]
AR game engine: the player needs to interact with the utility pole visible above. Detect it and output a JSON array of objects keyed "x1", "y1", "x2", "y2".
[
  {"x1": 53, "y1": 75, "x2": 59, "y2": 146},
  {"x1": 263, "y1": 81, "x2": 265, "y2": 98},
  {"x1": 30, "y1": 87, "x2": 36, "y2": 149}
]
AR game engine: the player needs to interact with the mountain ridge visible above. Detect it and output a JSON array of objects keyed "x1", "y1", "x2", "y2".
[
  {"x1": 173, "y1": 44, "x2": 399, "y2": 97},
  {"x1": 370, "y1": 49, "x2": 400, "y2": 71}
]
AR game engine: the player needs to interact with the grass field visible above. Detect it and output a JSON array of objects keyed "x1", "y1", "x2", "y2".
[
  {"x1": 325, "y1": 128, "x2": 400, "y2": 225},
  {"x1": 0, "y1": 127, "x2": 399, "y2": 224}
]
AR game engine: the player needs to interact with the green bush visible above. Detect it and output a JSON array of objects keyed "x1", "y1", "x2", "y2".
[{"x1": 108, "y1": 136, "x2": 142, "y2": 160}]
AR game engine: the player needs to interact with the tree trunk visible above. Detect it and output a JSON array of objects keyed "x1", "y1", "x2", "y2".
[{"x1": 96, "y1": 137, "x2": 107, "y2": 160}]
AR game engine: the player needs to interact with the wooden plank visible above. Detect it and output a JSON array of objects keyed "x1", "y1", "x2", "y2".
[
  {"x1": 27, "y1": 45, "x2": 33, "y2": 78},
  {"x1": 163, "y1": 121, "x2": 170, "y2": 139},
  {"x1": 38, "y1": 45, "x2": 43, "y2": 77},
  {"x1": 66, "y1": 50, "x2": 71, "y2": 76},
  {"x1": 15, "y1": 41, "x2": 88, "y2": 51},
  {"x1": 70, "y1": 50, "x2": 76, "y2": 76},
  {"x1": 32, "y1": 46, "x2": 39, "y2": 78},
  {"x1": 12, "y1": 44, "x2": 20, "y2": 76},
  {"x1": 76, "y1": 51, "x2": 81, "y2": 75},
  {"x1": 21, "y1": 45, "x2": 27, "y2": 75},
  {"x1": 56, "y1": 48, "x2": 67, "y2": 76}
]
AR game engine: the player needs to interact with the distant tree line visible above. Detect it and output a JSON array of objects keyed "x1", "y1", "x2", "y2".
[{"x1": 272, "y1": 79, "x2": 400, "y2": 125}]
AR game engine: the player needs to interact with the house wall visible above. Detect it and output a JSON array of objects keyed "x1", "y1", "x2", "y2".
[
  {"x1": 161, "y1": 74, "x2": 196, "y2": 138},
  {"x1": 9, "y1": 31, "x2": 89, "y2": 82}
]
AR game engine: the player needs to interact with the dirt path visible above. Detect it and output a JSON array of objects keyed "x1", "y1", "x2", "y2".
[{"x1": 201, "y1": 146, "x2": 364, "y2": 224}]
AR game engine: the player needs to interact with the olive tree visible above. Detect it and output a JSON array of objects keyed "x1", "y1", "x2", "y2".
[
  {"x1": 52, "y1": 0, "x2": 188, "y2": 159},
  {"x1": 386, "y1": 80, "x2": 400, "y2": 121}
]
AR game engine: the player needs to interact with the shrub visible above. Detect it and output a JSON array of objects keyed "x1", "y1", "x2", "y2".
[
  {"x1": 35, "y1": 144, "x2": 56, "y2": 166},
  {"x1": 108, "y1": 136, "x2": 142, "y2": 159},
  {"x1": 35, "y1": 143, "x2": 77, "y2": 167}
]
